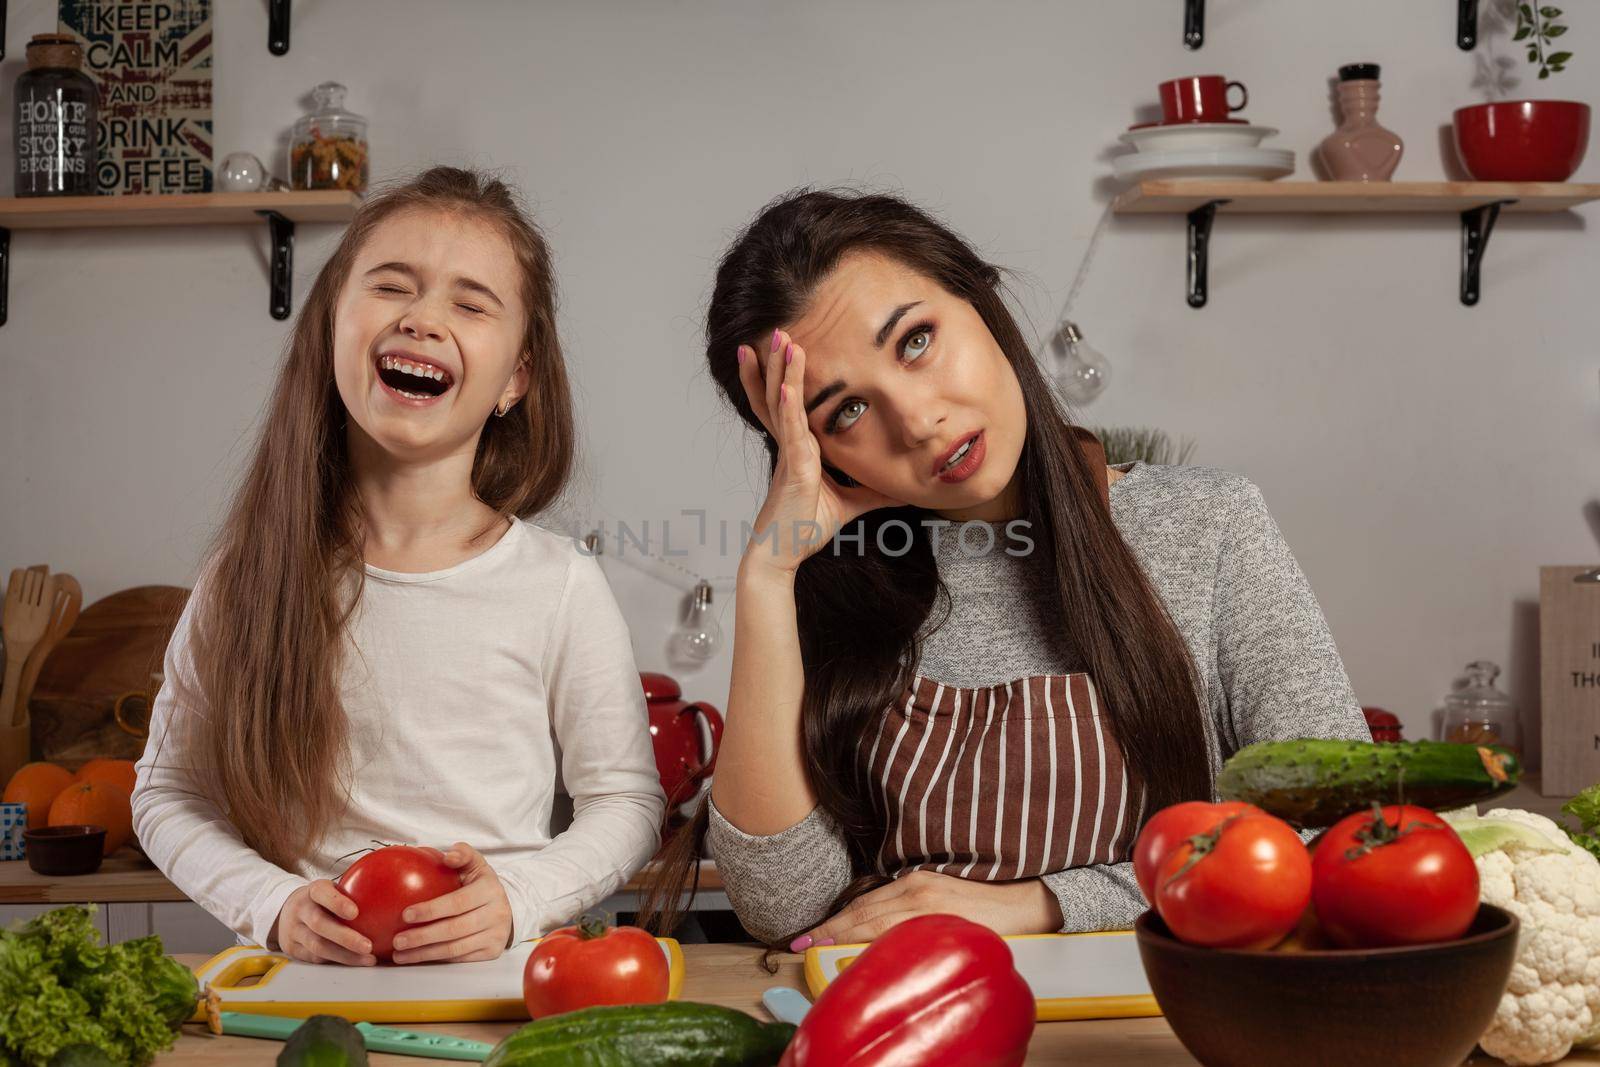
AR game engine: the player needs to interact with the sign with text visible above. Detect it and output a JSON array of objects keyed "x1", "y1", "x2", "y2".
[
  {"x1": 1541, "y1": 566, "x2": 1600, "y2": 796},
  {"x1": 58, "y1": 0, "x2": 214, "y2": 194}
]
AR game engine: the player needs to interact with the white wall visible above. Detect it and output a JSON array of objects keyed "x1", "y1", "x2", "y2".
[{"x1": 3, "y1": 0, "x2": 1597, "y2": 759}]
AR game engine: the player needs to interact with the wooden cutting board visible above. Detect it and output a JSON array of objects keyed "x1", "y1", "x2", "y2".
[
  {"x1": 29, "y1": 585, "x2": 189, "y2": 766},
  {"x1": 805, "y1": 930, "x2": 1158, "y2": 1021},
  {"x1": 191, "y1": 938, "x2": 686, "y2": 1023}
]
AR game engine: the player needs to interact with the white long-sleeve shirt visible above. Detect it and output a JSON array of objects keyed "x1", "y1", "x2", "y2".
[{"x1": 132, "y1": 519, "x2": 666, "y2": 948}]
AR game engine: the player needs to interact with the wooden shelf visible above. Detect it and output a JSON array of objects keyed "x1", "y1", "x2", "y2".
[
  {"x1": 1113, "y1": 180, "x2": 1600, "y2": 215},
  {"x1": 0, "y1": 191, "x2": 360, "y2": 230},
  {"x1": 1110, "y1": 180, "x2": 1600, "y2": 307},
  {"x1": 0, "y1": 192, "x2": 361, "y2": 326}
]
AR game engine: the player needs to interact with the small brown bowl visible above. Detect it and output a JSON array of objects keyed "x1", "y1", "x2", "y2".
[
  {"x1": 24, "y1": 825, "x2": 108, "y2": 876},
  {"x1": 1135, "y1": 905, "x2": 1518, "y2": 1067}
]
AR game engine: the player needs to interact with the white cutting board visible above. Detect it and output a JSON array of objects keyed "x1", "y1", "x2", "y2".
[
  {"x1": 192, "y1": 938, "x2": 685, "y2": 1023},
  {"x1": 804, "y1": 930, "x2": 1157, "y2": 1021}
]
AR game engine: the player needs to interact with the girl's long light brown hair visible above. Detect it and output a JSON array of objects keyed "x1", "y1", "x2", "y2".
[{"x1": 186, "y1": 167, "x2": 574, "y2": 869}]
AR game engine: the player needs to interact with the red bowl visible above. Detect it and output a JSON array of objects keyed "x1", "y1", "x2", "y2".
[{"x1": 1453, "y1": 100, "x2": 1590, "y2": 181}]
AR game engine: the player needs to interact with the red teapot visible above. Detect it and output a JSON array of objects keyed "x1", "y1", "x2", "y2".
[{"x1": 641, "y1": 672, "x2": 724, "y2": 812}]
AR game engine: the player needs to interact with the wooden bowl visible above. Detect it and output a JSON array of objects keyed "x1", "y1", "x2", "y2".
[
  {"x1": 1135, "y1": 905, "x2": 1517, "y2": 1067},
  {"x1": 24, "y1": 825, "x2": 107, "y2": 876}
]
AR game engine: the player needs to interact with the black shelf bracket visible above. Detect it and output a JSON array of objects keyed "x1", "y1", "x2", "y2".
[
  {"x1": 0, "y1": 227, "x2": 10, "y2": 328},
  {"x1": 258, "y1": 210, "x2": 295, "y2": 320},
  {"x1": 1184, "y1": 0, "x2": 1204, "y2": 49},
  {"x1": 1458, "y1": 0, "x2": 1478, "y2": 49},
  {"x1": 1, "y1": 0, "x2": 9, "y2": 62},
  {"x1": 269, "y1": 0, "x2": 290, "y2": 55},
  {"x1": 1186, "y1": 200, "x2": 1227, "y2": 308},
  {"x1": 1460, "y1": 199, "x2": 1514, "y2": 306}
]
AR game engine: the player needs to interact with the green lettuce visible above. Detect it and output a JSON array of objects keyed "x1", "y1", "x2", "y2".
[
  {"x1": 0, "y1": 906, "x2": 194, "y2": 1066},
  {"x1": 1563, "y1": 783, "x2": 1600, "y2": 862}
]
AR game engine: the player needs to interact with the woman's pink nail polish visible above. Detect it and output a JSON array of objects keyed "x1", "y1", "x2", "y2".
[
  {"x1": 737, "y1": 346, "x2": 747, "y2": 365},
  {"x1": 784, "y1": 342, "x2": 793, "y2": 364},
  {"x1": 771, "y1": 329, "x2": 782, "y2": 354},
  {"x1": 780, "y1": 384, "x2": 788, "y2": 405},
  {"x1": 789, "y1": 934, "x2": 813, "y2": 952},
  {"x1": 815, "y1": 937, "x2": 836, "y2": 947}
]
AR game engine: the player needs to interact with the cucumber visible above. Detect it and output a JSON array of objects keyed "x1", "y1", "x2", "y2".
[
  {"x1": 484, "y1": 1002, "x2": 795, "y2": 1067},
  {"x1": 1216, "y1": 739, "x2": 1521, "y2": 828},
  {"x1": 277, "y1": 1015, "x2": 369, "y2": 1067}
]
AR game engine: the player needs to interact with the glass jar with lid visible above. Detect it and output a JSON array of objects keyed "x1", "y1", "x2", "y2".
[
  {"x1": 1440, "y1": 660, "x2": 1521, "y2": 753},
  {"x1": 290, "y1": 82, "x2": 368, "y2": 194},
  {"x1": 14, "y1": 33, "x2": 99, "y2": 196}
]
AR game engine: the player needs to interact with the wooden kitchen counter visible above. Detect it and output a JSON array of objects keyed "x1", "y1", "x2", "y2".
[
  {"x1": 0, "y1": 852, "x2": 721, "y2": 904},
  {"x1": 159, "y1": 944, "x2": 1597, "y2": 1066}
]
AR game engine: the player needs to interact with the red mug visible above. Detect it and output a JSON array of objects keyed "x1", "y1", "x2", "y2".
[{"x1": 1159, "y1": 75, "x2": 1248, "y2": 123}]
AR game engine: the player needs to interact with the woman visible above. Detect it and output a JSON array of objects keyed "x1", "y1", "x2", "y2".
[{"x1": 644, "y1": 189, "x2": 1367, "y2": 949}]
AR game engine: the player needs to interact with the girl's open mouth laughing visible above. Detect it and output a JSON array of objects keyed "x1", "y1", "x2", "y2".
[{"x1": 375, "y1": 352, "x2": 456, "y2": 405}]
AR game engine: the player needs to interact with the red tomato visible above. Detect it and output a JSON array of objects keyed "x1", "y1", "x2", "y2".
[
  {"x1": 523, "y1": 917, "x2": 669, "y2": 1018},
  {"x1": 1311, "y1": 804, "x2": 1480, "y2": 949},
  {"x1": 1133, "y1": 800, "x2": 1262, "y2": 904},
  {"x1": 1154, "y1": 812, "x2": 1311, "y2": 949},
  {"x1": 334, "y1": 845, "x2": 461, "y2": 961}
]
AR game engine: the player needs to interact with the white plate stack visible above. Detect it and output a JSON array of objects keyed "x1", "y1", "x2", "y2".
[{"x1": 1112, "y1": 121, "x2": 1294, "y2": 183}]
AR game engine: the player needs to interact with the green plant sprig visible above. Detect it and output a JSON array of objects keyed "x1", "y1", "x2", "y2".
[{"x1": 1515, "y1": 4, "x2": 1573, "y2": 79}]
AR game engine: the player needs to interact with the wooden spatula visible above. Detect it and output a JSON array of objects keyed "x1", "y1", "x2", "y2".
[
  {"x1": 1, "y1": 569, "x2": 54, "y2": 728},
  {"x1": 17, "y1": 571, "x2": 82, "y2": 726}
]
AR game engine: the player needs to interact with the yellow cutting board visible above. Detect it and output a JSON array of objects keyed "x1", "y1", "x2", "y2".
[
  {"x1": 191, "y1": 937, "x2": 685, "y2": 1023},
  {"x1": 804, "y1": 930, "x2": 1159, "y2": 1022}
]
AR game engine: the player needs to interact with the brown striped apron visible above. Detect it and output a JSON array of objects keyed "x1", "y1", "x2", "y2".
[{"x1": 864, "y1": 672, "x2": 1144, "y2": 881}]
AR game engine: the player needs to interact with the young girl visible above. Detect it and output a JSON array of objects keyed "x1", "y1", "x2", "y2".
[
  {"x1": 644, "y1": 190, "x2": 1369, "y2": 949},
  {"x1": 133, "y1": 167, "x2": 665, "y2": 965}
]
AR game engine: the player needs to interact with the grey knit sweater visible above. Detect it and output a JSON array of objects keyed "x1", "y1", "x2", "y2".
[{"x1": 706, "y1": 461, "x2": 1370, "y2": 942}]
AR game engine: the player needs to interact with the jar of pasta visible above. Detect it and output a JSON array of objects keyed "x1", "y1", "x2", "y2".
[
  {"x1": 1440, "y1": 660, "x2": 1520, "y2": 754},
  {"x1": 290, "y1": 82, "x2": 368, "y2": 194}
]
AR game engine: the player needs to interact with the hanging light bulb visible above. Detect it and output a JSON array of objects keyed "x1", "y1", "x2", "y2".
[
  {"x1": 1049, "y1": 321, "x2": 1111, "y2": 405},
  {"x1": 668, "y1": 580, "x2": 721, "y2": 668}
]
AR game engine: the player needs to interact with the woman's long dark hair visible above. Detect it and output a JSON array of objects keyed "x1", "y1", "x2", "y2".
[{"x1": 640, "y1": 190, "x2": 1210, "y2": 940}]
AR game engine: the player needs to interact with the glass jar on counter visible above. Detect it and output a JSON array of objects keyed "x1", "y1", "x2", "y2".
[
  {"x1": 1440, "y1": 660, "x2": 1521, "y2": 753},
  {"x1": 290, "y1": 82, "x2": 368, "y2": 194},
  {"x1": 13, "y1": 33, "x2": 99, "y2": 197}
]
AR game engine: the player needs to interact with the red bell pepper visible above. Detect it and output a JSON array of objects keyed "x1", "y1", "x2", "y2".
[{"x1": 779, "y1": 913, "x2": 1035, "y2": 1067}]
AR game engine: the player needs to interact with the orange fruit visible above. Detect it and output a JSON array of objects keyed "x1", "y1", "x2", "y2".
[
  {"x1": 3, "y1": 762, "x2": 75, "y2": 830},
  {"x1": 74, "y1": 758, "x2": 138, "y2": 796},
  {"x1": 49, "y1": 781, "x2": 133, "y2": 855}
]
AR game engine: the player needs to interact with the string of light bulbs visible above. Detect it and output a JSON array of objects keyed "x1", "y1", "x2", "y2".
[{"x1": 1040, "y1": 200, "x2": 1115, "y2": 406}]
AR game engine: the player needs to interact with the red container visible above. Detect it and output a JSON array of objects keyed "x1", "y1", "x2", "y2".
[
  {"x1": 1453, "y1": 100, "x2": 1590, "y2": 181},
  {"x1": 641, "y1": 672, "x2": 723, "y2": 812}
]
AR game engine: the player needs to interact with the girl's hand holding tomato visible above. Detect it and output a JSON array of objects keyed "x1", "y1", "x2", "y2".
[
  {"x1": 334, "y1": 842, "x2": 513, "y2": 964},
  {"x1": 387, "y1": 842, "x2": 515, "y2": 964},
  {"x1": 273, "y1": 879, "x2": 376, "y2": 966},
  {"x1": 523, "y1": 915, "x2": 669, "y2": 1018},
  {"x1": 1132, "y1": 799, "x2": 1262, "y2": 904},
  {"x1": 1152, "y1": 808, "x2": 1312, "y2": 950},
  {"x1": 1311, "y1": 804, "x2": 1479, "y2": 949}
]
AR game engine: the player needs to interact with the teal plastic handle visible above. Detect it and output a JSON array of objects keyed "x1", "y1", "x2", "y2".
[
  {"x1": 216, "y1": 1013, "x2": 305, "y2": 1040},
  {"x1": 354, "y1": 1022, "x2": 495, "y2": 1062},
  {"x1": 216, "y1": 1013, "x2": 494, "y2": 1061}
]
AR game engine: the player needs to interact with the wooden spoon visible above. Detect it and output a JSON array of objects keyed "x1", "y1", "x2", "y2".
[
  {"x1": 17, "y1": 572, "x2": 82, "y2": 726},
  {"x1": 1, "y1": 569, "x2": 54, "y2": 728}
]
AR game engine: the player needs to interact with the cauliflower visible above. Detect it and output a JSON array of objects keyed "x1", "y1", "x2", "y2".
[{"x1": 1440, "y1": 806, "x2": 1600, "y2": 1066}]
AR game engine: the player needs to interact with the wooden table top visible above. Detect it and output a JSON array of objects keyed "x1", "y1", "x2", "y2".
[{"x1": 158, "y1": 944, "x2": 1597, "y2": 1066}]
